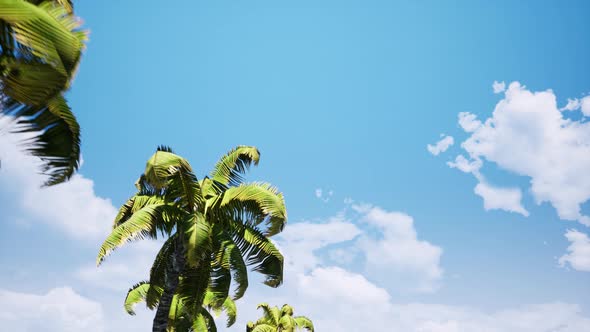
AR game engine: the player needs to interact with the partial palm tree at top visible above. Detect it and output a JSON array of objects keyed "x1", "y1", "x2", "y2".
[
  {"x1": 0, "y1": 0, "x2": 87, "y2": 185},
  {"x1": 96, "y1": 146, "x2": 287, "y2": 332},
  {"x1": 247, "y1": 303, "x2": 314, "y2": 332}
]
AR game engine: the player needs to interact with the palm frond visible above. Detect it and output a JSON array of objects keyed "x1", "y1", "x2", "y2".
[
  {"x1": 250, "y1": 324, "x2": 276, "y2": 332},
  {"x1": 0, "y1": 0, "x2": 86, "y2": 76},
  {"x1": 218, "y1": 296, "x2": 237, "y2": 328},
  {"x1": 210, "y1": 146, "x2": 260, "y2": 189},
  {"x1": 208, "y1": 239, "x2": 232, "y2": 307},
  {"x1": 211, "y1": 231, "x2": 249, "y2": 300},
  {"x1": 294, "y1": 316, "x2": 314, "y2": 331},
  {"x1": 124, "y1": 281, "x2": 163, "y2": 315},
  {"x1": 144, "y1": 149, "x2": 202, "y2": 210},
  {"x1": 113, "y1": 194, "x2": 168, "y2": 229},
  {"x1": 257, "y1": 303, "x2": 280, "y2": 326},
  {"x1": 177, "y1": 264, "x2": 210, "y2": 318},
  {"x1": 97, "y1": 203, "x2": 170, "y2": 265},
  {"x1": 279, "y1": 314, "x2": 296, "y2": 331},
  {"x1": 231, "y1": 221, "x2": 283, "y2": 287},
  {"x1": 6, "y1": 95, "x2": 80, "y2": 185},
  {"x1": 220, "y1": 182, "x2": 287, "y2": 237},
  {"x1": 1, "y1": 58, "x2": 67, "y2": 106},
  {"x1": 146, "y1": 235, "x2": 176, "y2": 309},
  {"x1": 183, "y1": 213, "x2": 212, "y2": 266}
]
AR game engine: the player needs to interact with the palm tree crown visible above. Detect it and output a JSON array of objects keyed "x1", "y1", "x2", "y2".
[
  {"x1": 247, "y1": 303, "x2": 314, "y2": 332},
  {"x1": 97, "y1": 146, "x2": 287, "y2": 332}
]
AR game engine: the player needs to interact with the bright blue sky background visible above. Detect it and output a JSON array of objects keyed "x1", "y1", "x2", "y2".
[{"x1": 2, "y1": 0, "x2": 590, "y2": 331}]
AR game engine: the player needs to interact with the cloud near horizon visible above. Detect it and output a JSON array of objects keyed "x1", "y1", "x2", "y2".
[{"x1": 0, "y1": 122, "x2": 117, "y2": 242}]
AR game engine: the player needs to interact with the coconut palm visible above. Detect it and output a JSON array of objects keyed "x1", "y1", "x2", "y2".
[
  {"x1": 0, "y1": 0, "x2": 87, "y2": 185},
  {"x1": 97, "y1": 146, "x2": 286, "y2": 332},
  {"x1": 247, "y1": 303, "x2": 314, "y2": 332},
  {"x1": 124, "y1": 282, "x2": 237, "y2": 331}
]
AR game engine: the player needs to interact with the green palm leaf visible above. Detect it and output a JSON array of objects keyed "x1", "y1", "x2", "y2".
[
  {"x1": 146, "y1": 235, "x2": 176, "y2": 309},
  {"x1": 231, "y1": 222, "x2": 283, "y2": 287},
  {"x1": 294, "y1": 316, "x2": 314, "y2": 331},
  {"x1": 1, "y1": 0, "x2": 87, "y2": 185},
  {"x1": 124, "y1": 281, "x2": 163, "y2": 315},
  {"x1": 210, "y1": 145, "x2": 260, "y2": 189},
  {"x1": 97, "y1": 203, "x2": 171, "y2": 265},
  {"x1": 250, "y1": 324, "x2": 276, "y2": 332},
  {"x1": 220, "y1": 182, "x2": 287, "y2": 236},
  {"x1": 249, "y1": 303, "x2": 314, "y2": 332}
]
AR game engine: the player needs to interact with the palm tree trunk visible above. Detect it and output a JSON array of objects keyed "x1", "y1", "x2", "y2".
[{"x1": 153, "y1": 236, "x2": 186, "y2": 332}]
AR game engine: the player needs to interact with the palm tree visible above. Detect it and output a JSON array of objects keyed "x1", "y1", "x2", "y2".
[
  {"x1": 0, "y1": 0, "x2": 87, "y2": 185},
  {"x1": 124, "y1": 282, "x2": 237, "y2": 331},
  {"x1": 97, "y1": 146, "x2": 287, "y2": 332},
  {"x1": 247, "y1": 303, "x2": 314, "y2": 332}
]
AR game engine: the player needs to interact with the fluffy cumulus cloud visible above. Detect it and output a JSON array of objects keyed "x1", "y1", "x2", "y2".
[
  {"x1": 560, "y1": 95, "x2": 590, "y2": 116},
  {"x1": 273, "y1": 204, "x2": 444, "y2": 293},
  {"x1": 0, "y1": 123, "x2": 117, "y2": 240},
  {"x1": 474, "y1": 182, "x2": 529, "y2": 216},
  {"x1": 427, "y1": 135, "x2": 454, "y2": 156},
  {"x1": 559, "y1": 229, "x2": 590, "y2": 272},
  {"x1": 225, "y1": 205, "x2": 590, "y2": 332},
  {"x1": 276, "y1": 214, "x2": 361, "y2": 271},
  {"x1": 435, "y1": 82, "x2": 590, "y2": 225},
  {"x1": 0, "y1": 287, "x2": 105, "y2": 332},
  {"x1": 353, "y1": 204, "x2": 443, "y2": 293}
]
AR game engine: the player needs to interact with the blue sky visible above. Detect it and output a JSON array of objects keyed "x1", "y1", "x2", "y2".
[{"x1": 1, "y1": 0, "x2": 590, "y2": 331}]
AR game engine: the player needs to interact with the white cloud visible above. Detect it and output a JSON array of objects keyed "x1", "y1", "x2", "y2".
[
  {"x1": 441, "y1": 82, "x2": 590, "y2": 225},
  {"x1": 275, "y1": 205, "x2": 444, "y2": 294},
  {"x1": 474, "y1": 182, "x2": 529, "y2": 216},
  {"x1": 560, "y1": 98, "x2": 581, "y2": 112},
  {"x1": 0, "y1": 125, "x2": 117, "y2": 241},
  {"x1": 458, "y1": 112, "x2": 482, "y2": 133},
  {"x1": 0, "y1": 287, "x2": 105, "y2": 332},
  {"x1": 559, "y1": 229, "x2": 590, "y2": 272},
  {"x1": 447, "y1": 155, "x2": 482, "y2": 174},
  {"x1": 427, "y1": 135, "x2": 454, "y2": 156},
  {"x1": 229, "y1": 266, "x2": 590, "y2": 332},
  {"x1": 276, "y1": 215, "x2": 361, "y2": 271},
  {"x1": 353, "y1": 204, "x2": 444, "y2": 293},
  {"x1": 582, "y1": 96, "x2": 590, "y2": 117},
  {"x1": 298, "y1": 266, "x2": 391, "y2": 307},
  {"x1": 560, "y1": 96, "x2": 590, "y2": 116},
  {"x1": 493, "y1": 80, "x2": 506, "y2": 94},
  {"x1": 77, "y1": 240, "x2": 163, "y2": 291}
]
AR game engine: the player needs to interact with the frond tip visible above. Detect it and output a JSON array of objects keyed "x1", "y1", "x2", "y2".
[{"x1": 210, "y1": 146, "x2": 260, "y2": 188}]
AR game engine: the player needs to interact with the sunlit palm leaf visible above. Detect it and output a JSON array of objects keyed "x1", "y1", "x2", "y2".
[
  {"x1": 220, "y1": 182, "x2": 287, "y2": 236},
  {"x1": 0, "y1": 0, "x2": 86, "y2": 75},
  {"x1": 257, "y1": 303, "x2": 281, "y2": 326},
  {"x1": 97, "y1": 204, "x2": 171, "y2": 265},
  {"x1": 210, "y1": 145, "x2": 260, "y2": 189},
  {"x1": 250, "y1": 324, "x2": 276, "y2": 332},
  {"x1": 294, "y1": 316, "x2": 314, "y2": 331},
  {"x1": 184, "y1": 213, "x2": 212, "y2": 266},
  {"x1": 124, "y1": 281, "x2": 163, "y2": 315},
  {"x1": 231, "y1": 221, "x2": 283, "y2": 287}
]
